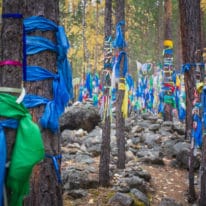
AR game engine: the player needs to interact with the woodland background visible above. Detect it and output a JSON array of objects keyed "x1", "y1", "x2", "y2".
[{"x1": 60, "y1": 0, "x2": 206, "y2": 80}]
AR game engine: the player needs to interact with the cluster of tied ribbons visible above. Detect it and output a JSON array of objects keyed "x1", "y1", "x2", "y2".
[
  {"x1": 161, "y1": 40, "x2": 176, "y2": 112},
  {"x1": 82, "y1": 20, "x2": 129, "y2": 122},
  {"x1": 182, "y1": 62, "x2": 206, "y2": 149},
  {"x1": 155, "y1": 39, "x2": 187, "y2": 122},
  {"x1": 0, "y1": 14, "x2": 73, "y2": 206},
  {"x1": 136, "y1": 63, "x2": 155, "y2": 113},
  {"x1": 78, "y1": 21, "x2": 135, "y2": 120},
  {"x1": 111, "y1": 21, "x2": 128, "y2": 119}
]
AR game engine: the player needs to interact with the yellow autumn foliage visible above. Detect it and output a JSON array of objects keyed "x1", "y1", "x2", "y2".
[
  {"x1": 201, "y1": 0, "x2": 206, "y2": 11},
  {"x1": 70, "y1": 25, "x2": 81, "y2": 35},
  {"x1": 62, "y1": 0, "x2": 105, "y2": 76}
]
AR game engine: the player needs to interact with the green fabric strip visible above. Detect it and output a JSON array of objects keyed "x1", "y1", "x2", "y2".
[
  {"x1": 0, "y1": 93, "x2": 44, "y2": 206},
  {"x1": 163, "y1": 95, "x2": 176, "y2": 108}
]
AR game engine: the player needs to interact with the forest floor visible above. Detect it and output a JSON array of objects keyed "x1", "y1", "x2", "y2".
[
  {"x1": 63, "y1": 157, "x2": 198, "y2": 206},
  {"x1": 141, "y1": 158, "x2": 191, "y2": 206}
]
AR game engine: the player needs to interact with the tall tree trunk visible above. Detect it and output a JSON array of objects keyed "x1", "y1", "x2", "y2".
[
  {"x1": 199, "y1": 8, "x2": 206, "y2": 205},
  {"x1": 163, "y1": 0, "x2": 173, "y2": 121},
  {"x1": 1, "y1": 1, "x2": 22, "y2": 89},
  {"x1": 200, "y1": 98, "x2": 206, "y2": 205},
  {"x1": 99, "y1": 0, "x2": 112, "y2": 187},
  {"x1": 179, "y1": 0, "x2": 202, "y2": 203},
  {"x1": 1, "y1": 1, "x2": 25, "y2": 205},
  {"x1": 176, "y1": 25, "x2": 182, "y2": 71},
  {"x1": 94, "y1": 1, "x2": 99, "y2": 74},
  {"x1": 201, "y1": 9, "x2": 206, "y2": 52},
  {"x1": 115, "y1": 0, "x2": 126, "y2": 169},
  {"x1": 82, "y1": 0, "x2": 87, "y2": 80},
  {"x1": 157, "y1": 0, "x2": 164, "y2": 62},
  {"x1": 21, "y1": 1, "x2": 63, "y2": 205},
  {"x1": 164, "y1": 0, "x2": 172, "y2": 40}
]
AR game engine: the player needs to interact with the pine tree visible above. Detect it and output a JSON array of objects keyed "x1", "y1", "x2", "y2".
[{"x1": 99, "y1": 0, "x2": 112, "y2": 187}]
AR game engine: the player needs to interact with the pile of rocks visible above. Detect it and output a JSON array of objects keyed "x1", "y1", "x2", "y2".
[{"x1": 61, "y1": 107, "x2": 199, "y2": 205}]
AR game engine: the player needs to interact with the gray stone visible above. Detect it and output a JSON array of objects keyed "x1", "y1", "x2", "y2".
[
  {"x1": 159, "y1": 129, "x2": 173, "y2": 136},
  {"x1": 173, "y1": 123, "x2": 185, "y2": 135},
  {"x1": 142, "y1": 155, "x2": 164, "y2": 165},
  {"x1": 138, "y1": 121, "x2": 151, "y2": 129},
  {"x1": 171, "y1": 147, "x2": 200, "y2": 170},
  {"x1": 108, "y1": 192, "x2": 134, "y2": 206},
  {"x1": 143, "y1": 133, "x2": 162, "y2": 147},
  {"x1": 86, "y1": 144, "x2": 101, "y2": 157},
  {"x1": 159, "y1": 197, "x2": 183, "y2": 206},
  {"x1": 130, "y1": 169, "x2": 151, "y2": 182},
  {"x1": 83, "y1": 132, "x2": 101, "y2": 145},
  {"x1": 137, "y1": 148, "x2": 164, "y2": 165},
  {"x1": 113, "y1": 185, "x2": 130, "y2": 193},
  {"x1": 126, "y1": 150, "x2": 136, "y2": 162},
  {"x1": 173, "y1": 142, "x2": 190, "y2": 155},
  {"x1": 141, "y1": 113, "x2": 151, "y2": 120},
  {"x1": 147, "y1": 115, "x2": 159, "y2": 123},
  {"x1": 131, "y1": 188, "x2": 150, "y2": 206},
  {"x1": 62, "y1": 169, "x2": 88, "y2": 190},
  {"x1": 61, "y1": 129, "x2": 86, "y2": 145},
  {"x1": 161, "y1": 139, "x2": 179, "y2": 158},
  {"x1": 74, "y1": 153, "x2": 95, "y2": 164},
  {"x1": 131, "y1": 137, "x2": 141, "y2": 145},
  {"x1": 162, "y1": 121, "x2": 173, "y2": 127},
  {"x1": 66, "y1": 189, "x2": 88, "y2": 199},
  {"x1": 157, "y1": 118, "x2": 164, "y2": 124},
  {"x1": 149, "y1": 123, "x2": 161, "y2": 131},
  {"x1": 131, "y1": 125, "x2": 144, "y2": 133},
  {"x1": 125, "y1": 176, "x2": 146, "y2": 192},
  {"x1": 60, "y1": 103, "x2": 101, "y2": 132}
]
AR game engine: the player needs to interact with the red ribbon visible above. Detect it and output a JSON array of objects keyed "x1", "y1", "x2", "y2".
[{"x1": 164, "y1": 83, "x2": 175, "y2": 93}]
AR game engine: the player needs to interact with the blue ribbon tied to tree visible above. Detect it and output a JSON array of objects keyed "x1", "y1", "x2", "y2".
[{"x1": 113, "y1": 20, "x2": 127, "y2": 49}]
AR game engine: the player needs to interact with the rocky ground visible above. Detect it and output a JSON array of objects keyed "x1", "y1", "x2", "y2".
[
  {"x1": 60, "y1": 104, "x2": 201, "y2": 206},
  {"x1": 63, "y1": 158, "x2": 191, "y2": 206}
]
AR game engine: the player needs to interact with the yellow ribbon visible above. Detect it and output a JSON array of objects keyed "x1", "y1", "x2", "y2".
[
  {"x1": 196, "y1": 82, "x2": 204, "y2": 93},
  {"x1": 118, "y1": 82, "x2": 125, "y2": 90},
  {"x1": 121, "y1": 85, "x2": 128, "y2": 119},
  {"x1": 176, "y1": 75, "x2": 181, "y2": 88},
  {"x1": 118, "y1": 78, "x2": 125, "y2": 90},
  {"x1": 0, "y1": 0, "x2": 2, "y2": 24},
  {"x1": 163, "y1": 70, "x2": 172, "y2": 73},
  {"x1": 164, "y1": 40, "x2": 173, "y2": 48}
]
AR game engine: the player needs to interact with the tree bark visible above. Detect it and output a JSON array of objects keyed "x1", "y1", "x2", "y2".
[
  {"x1": 163, "y1": 0, "x2": 173, "y2": 121},
  {"x1": 116, "y1": 74, "x2": 126, "y2": 169},
  {"x1": 199, "y1": 133, "x2": 206, "y2": 206},
  {"x1": 201, "y1": 22, "x2": 206, "y2": 204},
  {"x1": 82, "y1": 0, "x2": 87, "y2": 80},
  {"x1": 21, "y1": 1, "x2": 63, "y2": 205},
  {"x1": 99, "y1": 0, "x2": 112, "y2": 187},
  {"x1": 199, "y1": 7, "x2": 206, "y2": 206},
  {"x1": 156, "y1": 0, "x2": 164, "y2": 62},
  {"x1": 164, "y1": 0, "x2": 172, "y2": 40},
  {"x1": 1, "y1": 0, "x2": 24, "y2": 204},
  {"x1": 115, "y1": 0, "x2": 126, "y2": 169},
  {"x1": 99, "y1": 107, "x2": 111, "y2": 186},
  {"x1": 179, "y1": 0, "x2": 202, "y2": 203},
  {"x1": 179, "y1": 0, "x2": 201, "y2": 133},
  {"x1": 1, "y1": 0, "x2": 22, "y2": 89}
]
